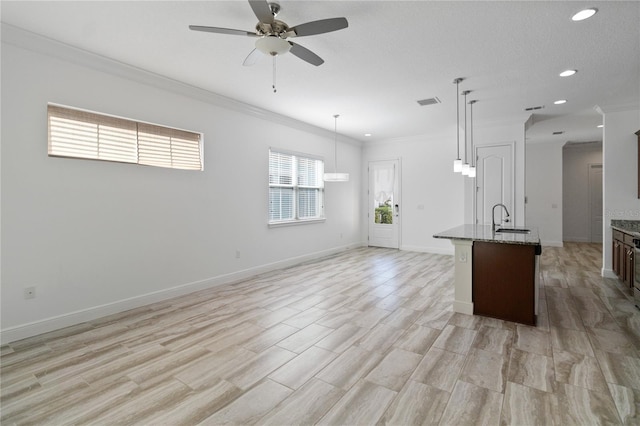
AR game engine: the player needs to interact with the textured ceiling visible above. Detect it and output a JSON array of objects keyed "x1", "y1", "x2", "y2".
[{"x1": 2, "y1": 1, "x2": 639, "y2": 144}]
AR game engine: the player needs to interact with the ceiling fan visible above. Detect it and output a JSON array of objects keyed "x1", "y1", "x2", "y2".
[{"x1": 189, "y1": 0, "x2": 349, "y2": 67}]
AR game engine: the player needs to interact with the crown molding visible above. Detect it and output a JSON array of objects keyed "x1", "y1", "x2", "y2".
[
  {"x1": 594, "y1": 102, "x2": 640, "y2": 115},
  {"x1": 1, "y1": 23, "x2": 362, "y2": 147}
]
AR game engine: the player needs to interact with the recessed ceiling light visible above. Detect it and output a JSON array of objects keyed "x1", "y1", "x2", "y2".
[
  {"x1": 554, "y1": 99, "x2": 567, "y2": 105},
  {"x1": 597, "y1": 124, "x2": 604, "y2": 128},
  {"x1": 572, "y1": 8, "x2": 597, "y2": 21},
  {"x1": 559, "y1": 69, "x2": 577, "y2": 77},
  {"x1": 364, "y1": 133, "x2": 372, "y2": 137}
]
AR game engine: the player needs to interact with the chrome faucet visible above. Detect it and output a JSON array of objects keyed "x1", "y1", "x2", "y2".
[{"x1": 492, "y1": 203, "x2": 510, "y2": 231}]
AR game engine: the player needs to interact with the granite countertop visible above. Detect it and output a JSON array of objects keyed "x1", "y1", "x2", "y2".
[
  {"x1": 433, "y1": 224, "x2": 541, "y2": 246},
  {"x1": 611, "y1": 220, "x2": 640, "y2": 237}
]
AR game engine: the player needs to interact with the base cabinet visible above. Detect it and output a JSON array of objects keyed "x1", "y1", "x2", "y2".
[
  {"x1": 623, "y1": 242, "x2": 635, "y2": 288},
  {"x1": 613, "y1": 229, "x2": 635, "y2": 288},
  {"x1": 613, "y1": 234, "x2": 623, "y2": 277},
  {"x1": 472, "y1": 241, "x2": 537, "y2": 326}
]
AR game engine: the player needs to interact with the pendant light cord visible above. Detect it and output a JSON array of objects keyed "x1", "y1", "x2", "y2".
[
  {"x1": 453, "y1": 78, "x2": 463, "y2": 161},
  {"x1": 470, "y1": 100, "x2": 476, "y2": 167},
  {"x1": 463, "y1": 90, "x2": 469, "y2": 164},
  {"x1": 456, "y1": 80, "x2": 460, "y2": 160},
  {"x1": 272, "y1": 56, "x2": 277, "y2": 93},
  {"x1": 334, "y1": 114, "x2": 339, "y2": 173}
]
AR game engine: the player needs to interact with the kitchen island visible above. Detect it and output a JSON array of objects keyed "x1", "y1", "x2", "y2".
[{"x1": 434, "y1": 224, "x2": 541, "y2": 325}]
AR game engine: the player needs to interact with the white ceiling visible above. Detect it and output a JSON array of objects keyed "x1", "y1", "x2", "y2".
[{"x1": 2, "y1": 1, "x2": 639, "y2": 144}]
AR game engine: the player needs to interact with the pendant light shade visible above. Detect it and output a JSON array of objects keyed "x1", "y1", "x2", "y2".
[
  {"x1": 323, "y1": 172, "x2": 350, "y2": 181},
  {"x1": 453, "y1": 78, "x2": 464, "y2": 173},
  {"x1": 324, "y1": 114, "x2": 349, "y2": 182}
]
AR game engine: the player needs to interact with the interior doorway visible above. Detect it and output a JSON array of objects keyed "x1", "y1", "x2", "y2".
[
  {"x1": 562, "y1": 142, "x2": 603, "y2": 242},
  {"x1": 368, "y1": 159, "x2": 400, "y2": 248}
]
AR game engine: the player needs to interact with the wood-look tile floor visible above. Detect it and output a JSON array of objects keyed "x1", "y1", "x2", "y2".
[{"x1": 2, "y1": 243, "x2": 639, "y2": 425}]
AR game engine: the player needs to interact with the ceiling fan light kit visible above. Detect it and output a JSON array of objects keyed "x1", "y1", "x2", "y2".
[{"x1": 255, "y1": 36, "x2": 291, "y2": 56}]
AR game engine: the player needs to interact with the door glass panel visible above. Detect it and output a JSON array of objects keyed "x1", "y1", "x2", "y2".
[{"x1": 373, "y1": 164, "x2": 395, "y2": 224}]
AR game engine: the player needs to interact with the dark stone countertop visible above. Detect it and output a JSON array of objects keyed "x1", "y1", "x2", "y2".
[
  {"x1": 433, "y1": 224, "x2": 540, "y2": 246},
  {"x1": 611, "y1": 220, "x2": 640, "y2": 237}
]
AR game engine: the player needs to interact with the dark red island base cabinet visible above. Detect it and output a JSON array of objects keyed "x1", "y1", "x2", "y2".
[{"x1": 472, "y1": 241, "x2": 537, "y2": 326}]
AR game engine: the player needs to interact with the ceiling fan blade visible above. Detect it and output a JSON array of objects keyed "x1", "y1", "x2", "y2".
[
  {"x1": 243, "y1": 48, "x2": 264, "y2": 66},
  {"x1": 289, "y1": 17, "x2": 348, "y2": 37},
  {"x1": 289, "y1": 42, "x2": 324, "y2": 66},
  {"x1": 189, "y1": 25, "x2": 258, "y2": 37},
  {"x1": 248, "y1": 0, "x2": 274, "y2": 24}
]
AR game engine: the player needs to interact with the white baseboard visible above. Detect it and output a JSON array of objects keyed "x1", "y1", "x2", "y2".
[
  {"x1": 401, "y1": 245, "x2": 455, "y2": 256},
  {"x1": 0, "y1": 243, "x2": 362, "y2": 344},
  {"x1": 541, "y1": 241, "x2": 564, "y2": 247},
  {"x1": 453, "y1": 300, "x2": 474, "y2": 315},
  {"x1": 601, "y1": 268, "x2": 617, "y2": 279},
  {"x1": 563, "y1": 237, "x2": 590, "y2": 243}
]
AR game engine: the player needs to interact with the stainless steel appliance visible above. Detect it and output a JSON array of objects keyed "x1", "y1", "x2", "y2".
[{"x1": 634, "y1": 238, "x2": 640, "y2": 309}]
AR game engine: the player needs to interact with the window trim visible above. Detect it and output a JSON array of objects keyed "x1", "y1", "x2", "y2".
[
  {"x1": 47, "y1": 103, "x2": 204, "y2": 171},
  {"x1": 268, "y1": 148, "x2": 325, "y2": 227}
]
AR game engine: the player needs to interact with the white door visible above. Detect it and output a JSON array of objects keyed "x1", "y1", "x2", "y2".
[
  {"x1": 589, "y1": 163, "x2": 603, "y2": 243},
  {"x1": 368, "y1": 159, "x2": 400, "y2": 248},
  {"x1": 475, "y1": 144, "x2": 514, "y2": 226}
]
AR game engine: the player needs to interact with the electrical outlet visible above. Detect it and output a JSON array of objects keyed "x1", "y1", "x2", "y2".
[
  {"x1": 235, "y1": 250, "x2": 241, "y2": 259},
  {"x1": 24, "y1": 286, "x2": 36, "y2": 299},
  {"x1": 459, "y1": 252, "x2": 467, "y2": 263}
]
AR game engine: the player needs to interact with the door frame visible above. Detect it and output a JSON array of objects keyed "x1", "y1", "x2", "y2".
[
  {"x1": 473, "y1": 142, "x2": 516, "y2": 225},
  {"x1": 368, "y1": 158, "x2": 401, "y2": 249}
]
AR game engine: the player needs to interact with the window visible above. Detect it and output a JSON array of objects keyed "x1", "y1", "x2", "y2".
[
  {"x1": 269, "y1": 149, "x2": 324, "y2": 224},
  {"x1": 47, "y1": 104, "x2": 203, "y2": 170}
]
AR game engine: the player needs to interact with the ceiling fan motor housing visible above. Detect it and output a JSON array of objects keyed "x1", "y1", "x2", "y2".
[{"x1": 256, "y1": 19, "x2": 289, "y2": 37}]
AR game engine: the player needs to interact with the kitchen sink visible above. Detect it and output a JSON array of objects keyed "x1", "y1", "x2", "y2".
[{"x1": 495, "y1": 227, "x2": 531, "y2": 234}]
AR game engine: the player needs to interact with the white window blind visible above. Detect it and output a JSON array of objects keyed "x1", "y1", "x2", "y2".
[
  {"x1": 269, "y1": 149, "x2": 324, "y2": 224},
  {"x1": 48, "y1": 104, "x2": 203, "y2": 171}
]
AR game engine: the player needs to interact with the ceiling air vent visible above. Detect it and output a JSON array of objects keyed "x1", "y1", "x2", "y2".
[
  {"x1": 525, "y1": 105, "x2": 545, "y2": 111},
  {"x1": 417, "y1": 97, "x2": 441, "y2": 106},
  {"x1": 552, "y1": 131, "x2": 565, "y2": 135}
]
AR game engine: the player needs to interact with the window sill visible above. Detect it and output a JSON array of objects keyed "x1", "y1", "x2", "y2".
[{"x1": 268, "y1": 218, "x2": 326, "y2": 228}]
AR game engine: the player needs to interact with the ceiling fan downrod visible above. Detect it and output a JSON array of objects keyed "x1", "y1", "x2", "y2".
[{"x1": 268, "y1": 2, "x2": 280, "y2": 18}]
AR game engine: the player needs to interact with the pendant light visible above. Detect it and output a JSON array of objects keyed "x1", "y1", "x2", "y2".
[
  {"x1": 453, "y1": 78, "x2": 464, "y2": 173},
  {"x1": 461, "y1": 90, "x2": 471, "y2": 176},
  {"x1": 468, "y1": 100, "x2": 477, "y2": 178},
  {"x1": 324, "y1": 114, "x2": 350, "y2": 182}
]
